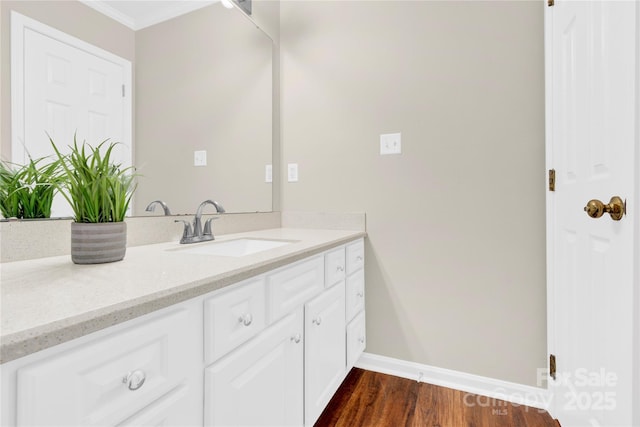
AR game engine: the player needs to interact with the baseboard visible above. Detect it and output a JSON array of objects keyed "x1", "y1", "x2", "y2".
[{"x1": 355, "y1": 352, "x2": 551, "y2": 411}]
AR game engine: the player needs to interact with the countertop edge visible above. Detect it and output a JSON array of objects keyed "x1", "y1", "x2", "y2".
[{"x1": 1, "y1": 231, "x2": 366, "y2": 364}]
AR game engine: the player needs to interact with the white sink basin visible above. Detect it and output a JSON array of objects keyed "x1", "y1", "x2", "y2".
[{"x1": 175, "y1": 238, "x2": 293, "y2": 257}]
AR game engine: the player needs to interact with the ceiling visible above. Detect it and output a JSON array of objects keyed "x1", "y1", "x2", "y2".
[{"x1": 79, "y1": 0, "x2": 218, "y2": 31}]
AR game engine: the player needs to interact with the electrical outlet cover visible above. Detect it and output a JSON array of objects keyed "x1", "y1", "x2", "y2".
[
  {"x1": 380, "y1": 133, "x2": 402, "y2": 155},
  {"x1": 287, "y1": 163, "x2": 299, "y2": 182}
]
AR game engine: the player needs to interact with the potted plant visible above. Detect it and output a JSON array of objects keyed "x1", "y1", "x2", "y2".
[
  {"x1": 0, "y1": 157, "x2": 62, "y2": 220},
  {"x1": 51, "y1": 136, "x2": 136, "y2": 264}
]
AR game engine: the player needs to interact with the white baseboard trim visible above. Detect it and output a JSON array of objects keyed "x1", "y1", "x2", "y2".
[{"x1": 355, "y1": 352, "x2": 552, "y2": 411}]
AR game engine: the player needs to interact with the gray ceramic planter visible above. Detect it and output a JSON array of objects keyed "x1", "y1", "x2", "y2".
[{"x1": 71, "y1": 222, "x2": 127, "y2": 264}]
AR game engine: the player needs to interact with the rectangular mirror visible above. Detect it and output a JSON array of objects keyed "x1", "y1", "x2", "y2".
[{"x1": 0, "y1": 0, "x2": 273, "y2": 217}]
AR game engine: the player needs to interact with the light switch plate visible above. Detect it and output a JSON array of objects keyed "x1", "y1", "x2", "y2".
[
  {"x1": 380, "y1": 133, "x2": 402, "y2": 155},
  {"x1": 287, "y1": 163, "x2": 299, "y2": 182},
  {"x1": 265, "y1": 164, "x2": 272, "y2": 183},
  {"x1": 194, "y1": 150, "x2": 207, "y2": 166}
]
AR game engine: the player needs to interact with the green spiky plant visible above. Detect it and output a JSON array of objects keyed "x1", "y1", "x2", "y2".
[
  {"x1": 50, "y1": 135, "x2": 136, "y2": 223},
  {"x1": 0, "y1": 157, "x2": 62, "y2": 219}
]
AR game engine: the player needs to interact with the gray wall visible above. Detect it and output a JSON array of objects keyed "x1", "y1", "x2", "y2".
[
  {"x1": 279, "y1": 0, "x2": 546, "y2": 386},
  {"x1": 0, "y1": 0, "x2": 135, "y2": 159}
]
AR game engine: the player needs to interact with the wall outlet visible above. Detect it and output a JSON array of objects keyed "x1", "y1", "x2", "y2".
[
  {"x1": 194, "y1": 150, "x2": 207, "y2": 166},
  {"x1": 287, "y1": 163, "x2": 299, "y2": 182},
  {"x1": 265, "y1": 164, "x2": 272, "y2": 183},
  {"x1": 380, "y1": 133, "x2": 402, "y2": 155}
]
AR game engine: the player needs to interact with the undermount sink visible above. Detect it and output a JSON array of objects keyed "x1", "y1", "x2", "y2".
[{"x1": 174, "y1": 238, "x2": 293, "y2": 257}]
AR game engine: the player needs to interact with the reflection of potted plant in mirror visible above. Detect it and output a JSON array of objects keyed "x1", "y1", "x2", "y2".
[
  {"x1": 0, "y1": 157, "x2": 62, "y2": 219},
  {"x1": 51, "y1": 136, "x2": 137, "y2": 264}
]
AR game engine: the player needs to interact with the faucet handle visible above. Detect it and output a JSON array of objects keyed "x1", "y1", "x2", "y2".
[
  {"x1": 175, "y1": 220, "x2": 193, "y2": 242},
  {"x1": 203, "y1": 217, "x2": 220, "y2": 236}
]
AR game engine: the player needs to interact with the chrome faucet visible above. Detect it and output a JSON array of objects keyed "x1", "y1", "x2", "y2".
[
  {"x1": 145, "y1": 200, "x2": 172, "y2": 216},
  {"x1": 175, "y1": 199, "x2": 225, "y2": 244}
]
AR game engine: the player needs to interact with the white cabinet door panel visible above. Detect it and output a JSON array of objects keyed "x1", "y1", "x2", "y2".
[{"x1": 305, "y1": 281, "x2": 346, "y2": 426}]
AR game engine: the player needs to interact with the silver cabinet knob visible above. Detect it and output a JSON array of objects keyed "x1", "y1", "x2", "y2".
[
  {"x1": 358, "y1": 336, "x2": 365, "y2": 344},
  {"x1": 357, "y1": 291, "x2": 364, "y2": 298},
  {"x1": 356, "y1": 255, "x2": 363, "y2": 262},
  {"x1": 290, "y1": 334, "x2": 301, "y2": 344},
  {"x1": 238, "y1": 313, "x2": 253, "y2": 326},
  {"x1": 123, "y1": 369, "x2": 146, "y2": 391},
  {"x1": 336, "y1": 265, "x2": 345, "y2": 272},
  {"x1": 312, "y1": 316, "x2": 322, "y2": 326}
]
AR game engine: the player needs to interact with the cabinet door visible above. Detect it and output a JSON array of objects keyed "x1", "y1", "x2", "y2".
[
  {"x1": 204, "y1": 309, "x2": 304, "y2": 427},
  {"x1": 305, "y1": 281, "x2": 346, "y2": 426},
  {"x1": 346, "y1": 311, "x2": 366, "y2": 370}
]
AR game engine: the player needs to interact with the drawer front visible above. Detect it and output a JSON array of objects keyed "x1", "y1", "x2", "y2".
[
  {"x1": 119, "y1": 384, "x2": 190, "y2": 426},
  {"x1": 346, "y1": 310, "x2": 366, "y2": 370},
  {"x1": 204, "y1": 277, "x2": 267, "y2": 365},
  {"x1": 346, "y1": 268, "x2": 365, "y2": 323},
  {"x1": 16, "y1": 308, "x2": 190, "y2": 427},
  {"x1": 267, "y1": 256, "x2": 324, "y2": 323},
  {"x1": 346, "y1": 239, "x2": 365, "y2": 275},
  {"x1": 325, "y1": 246, "x2": 346, "y2": 287}
]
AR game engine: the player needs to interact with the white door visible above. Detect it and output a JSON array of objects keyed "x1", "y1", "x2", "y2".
[
  {"x1": 204, "y1": 309, "x2": 304, "y2": 427},
  {"x1": 11, "y1": 12, "x2": 132, "y2": 218},
  {"x1": 546, "y1": 1, "x2": 638, "y2": 426}
]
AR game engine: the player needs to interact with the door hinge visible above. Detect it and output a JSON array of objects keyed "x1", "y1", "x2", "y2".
[
  {"x1": 122, "y1": 84, "x2": 125, "y2": 97},
  {"x1": 548, "y1": 0, "x2": 554, "y2": 7},
  {"x1": 550, "y1": 354, "x2": 556, "y2": 380},
  {"x1": 548, "y1": 169, "x2": 556, "y2": 191}
]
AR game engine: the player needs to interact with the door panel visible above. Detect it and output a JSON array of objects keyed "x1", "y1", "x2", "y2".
[
  {"x1": 547, "y1": 1, "x2": 637, "y2": 425},
  {"x1": 11, "y1": 12, "x2": 132, "y2": 218}
]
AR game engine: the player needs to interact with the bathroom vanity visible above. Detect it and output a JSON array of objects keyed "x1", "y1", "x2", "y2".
[{"x1": 0, "y1": 229, "x2": 366, "y2": 426}]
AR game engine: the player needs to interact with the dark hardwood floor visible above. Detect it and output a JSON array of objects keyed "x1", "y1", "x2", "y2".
[{"x1": 315, "y1": 368, "x2": 560, "y2": 427}]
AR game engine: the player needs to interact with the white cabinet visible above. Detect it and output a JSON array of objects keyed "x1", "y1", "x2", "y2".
[
  {"x1": 1, "y1": 238, "x2": 365, "y2": 427},
  {"x1": 345, "y1": 239, "x2": 366, "y2": 371},
  {"x1": 204, "y1": 309, "x2": 304, "y2": 427},
  {"x1": 346, "y1": 310, "x2": 366, "y2": 369},
  {"x1": 304, "y1": 281, "x2": 346, "y2": 426}
]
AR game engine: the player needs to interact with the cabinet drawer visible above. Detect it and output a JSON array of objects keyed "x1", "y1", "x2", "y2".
[
  {"x1": 119, "y1": 384, "x2": 189, "y2": 426},
  {"x1": 346, "y1": 268, "x2": 365, "y2": 323},
  {"x1": 346, "y1": 239, "x2": 364, "y2": 275},
  {"x1": 325, "y1": 246, "x2": 346, "y2": 287},
  {"x1": 16, "y1": 308, "x2": 190, "y2": 427},
  {"x1": 204, "y1": 277, "x2": 266, "y2": 364},
  {"x1": 346, "y1": 311, "x2": 366, "y2": 370},
  {"x1": 267, "y1": 256, "x2": 324, "y2": 323}
]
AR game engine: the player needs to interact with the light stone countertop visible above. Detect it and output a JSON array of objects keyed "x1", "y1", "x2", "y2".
[{"x1": 0, "y1": 228, "x2": 366, "y2": 364}]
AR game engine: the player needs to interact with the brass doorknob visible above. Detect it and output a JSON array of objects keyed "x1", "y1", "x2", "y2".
[{"x1": 584, "y1": 196, "x2": 626, "y2": 221}]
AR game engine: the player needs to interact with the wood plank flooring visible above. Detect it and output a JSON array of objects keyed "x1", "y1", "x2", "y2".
[{"x1": 315, "y1": 368, "x2": 559, "y2": 427}]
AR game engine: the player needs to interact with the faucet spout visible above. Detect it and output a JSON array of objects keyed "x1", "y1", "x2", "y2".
[
  {"x1": 176, "y1": 199, "x2": 225, "y2": 244},
  {"x1": 193, "y1": 200, "x2": 225, "y2": 238},
  {"x1": 145, "y1": 200, "x2": 172, "y2": 216}
]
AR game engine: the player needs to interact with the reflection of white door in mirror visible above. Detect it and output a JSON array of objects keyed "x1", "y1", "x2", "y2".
[{"x1": 11, "y1": 12, "x2": 132, "y2": 218}]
